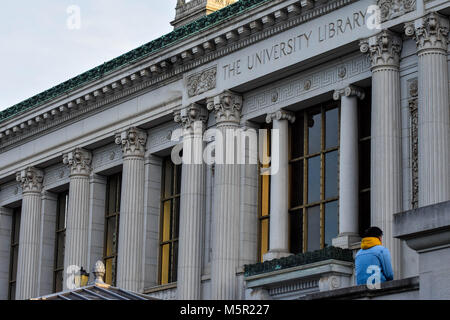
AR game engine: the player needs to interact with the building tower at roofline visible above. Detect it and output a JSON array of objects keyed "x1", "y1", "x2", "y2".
[{"x1": 171, "y1": 0, "x2": 238, "y2": 29}]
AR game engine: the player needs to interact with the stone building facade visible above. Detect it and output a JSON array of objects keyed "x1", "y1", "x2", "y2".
[{"x1": 0, "y1": 0, "x2": 449, "y2": 300}]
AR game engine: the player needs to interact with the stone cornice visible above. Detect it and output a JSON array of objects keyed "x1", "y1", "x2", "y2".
[
  {"x1": 206, "y1": 90, "x2": 242, "y2": 126},
  {"x1": 360, "y1": 30, "x2": 403, "y2": 69},
  {"x1": 63, "y1": 148, "x2": 93, "y2": 177},
  {"x1": 405, "y1": 12, "x2": 449, "y2": 53},
  {"x1": 0, "y1": 0, "x2": 357, "y2": 146},
  {"x1": 115, "y1": 127, "x2": 148, "y2": 158},
  {"x1": 16, "y1": 167, "x2": 44, "y2": 194}
]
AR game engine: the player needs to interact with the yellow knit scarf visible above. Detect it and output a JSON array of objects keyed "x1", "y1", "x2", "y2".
[{"x1": 361, "y1": 237, "x2": 382, "y2": 250}]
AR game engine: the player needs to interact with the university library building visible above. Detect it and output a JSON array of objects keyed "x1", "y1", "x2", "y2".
[{"x1": 1, "y1": 0, "x2": 450, "y2": 301}]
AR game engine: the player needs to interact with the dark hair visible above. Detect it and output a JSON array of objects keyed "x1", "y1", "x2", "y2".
[{"x1": 364, "y1": 226, "x2": 383, "y2": 238}]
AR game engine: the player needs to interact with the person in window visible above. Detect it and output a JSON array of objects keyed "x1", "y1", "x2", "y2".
[{"x1": 355, "y1": 226, "x2": 394, "y2": 286}]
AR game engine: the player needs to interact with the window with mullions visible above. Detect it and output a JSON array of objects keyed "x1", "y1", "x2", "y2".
[
  {"x1": 289, "y1": 102, "x2": 340, "y2": 253},
  {"x1": 159, "y1": 158, "x2": 181, "y2": 285},
  {"x1": 8, "y1": 207, "x2": 21, "y2": 300},
  {"x1": 103, "y1": 173, "x2": 122, "y2": 286},
  {"x1": 258, "y1": 126, "x2": 270, "y2": 262},
  {"x1": 53, "y1": 191, "x2": 69, "y2": 293}
]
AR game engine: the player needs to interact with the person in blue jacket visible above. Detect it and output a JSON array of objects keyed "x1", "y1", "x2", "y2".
[{"x1": 355, "y1": 226, "x2": 394, "y2": 286}]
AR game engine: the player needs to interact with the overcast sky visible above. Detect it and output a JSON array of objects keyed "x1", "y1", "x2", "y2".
[{"x1": 0, "y1": 0, "x2": 178, "y2": 111}]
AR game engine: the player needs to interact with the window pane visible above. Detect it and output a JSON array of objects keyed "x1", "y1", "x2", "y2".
[
  {"x1": 172, "y1": 197, "x2": 180, "y2": 240},
  {"x1": 261, "y1": 175, "x2": 270, "y2": 216},
  {"x1": 359, "y1": 139, "x2": 371, "y2": 190},
  {"x1": 290, "y1": 160, "x2": 303, "y2": 208},
  {"x1": 175, "y1": 164, "x2": 182, "y2": 195},
  {"x1": 325, "y1": 201, "x2": 339, "y2": 247},
  {"x1": 359, "y1": 191, "x2": 371, "y2": 236},
  {"x1": 289, "y1": 210, "x2": 303, "y2": 254},
  {"x1": 359, "y1": 98, "x2": 371, "y2": 138},
  {"x1": 9, "y1": 283, "x2": 16, "y2": 300},
  {"x1": 160, "y1": 244, "x2": 170, "y2": 285},
  {"x1": 307, "y1": 156, "x2": 321, "y2": 203},
  {"x1": 164, "y1": 161, "x2": 174, "y2": 198},
  {"x1": 11, "y1": 247, "x2": 19, "y2": 281},
  {"x1": 307, "y1": 206, "x2": 320, "y2": 252},
  {"x1": 326, "y1": 107, "x2": 339, "y2": 149},
  {"x1": 291, "y1": 114, "x2": 304, "y2": 158},
  {"x1": 13, "y1": 211, "x2": 21, "y2": 243},
  {"x1": 108, "y1": 177, "x2": 117, "y2": 214},
  {"x1": 55, "y1": 271, "x2": 63, "y2": 293},
  {"x1": 171, "y1": 241, "x2": 179, "y2": 283},
  {"x1": 307, "y1": 110, "x2": 321, "y2": 154},
  {"x1": 325, "y1": 151, "x2": 339, "y2": 199},
  {"x1": 106, "y1": 217, "x2": 117, "y2": 257},
  {"x1": 56, "y1": 233, "x2": 65, "y2": 268},
  {"x1": 162, "y1": 200, "x2": 172, "y2": 242},
  {"x1": 260, "y1": 219, "x2": 269, "y2": 261},
  {"x1": 105, "y1": 258, "x2": 114, "y2": 285}
]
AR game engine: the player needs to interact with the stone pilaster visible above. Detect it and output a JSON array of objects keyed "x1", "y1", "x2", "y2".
[
  {"x1": 360, "y1": 30, "x2": 403, "y2": 278},
  {"x1": 332, "y1": 86, "x2": 365, "y2": 248},
  {"x1": 115, "y1": 127, "x2": 147, "y2": 292},
  {"x1": 405, "y1": 13, "x2": 450, "y2": 206},
  {"x1": 15, "y1": 167, "x2": 44, "y2": 300},
  {"x1": 174, "y1": 103, "x2": 208, "y2": 300},
  {"x1": 264, "y1": 110, "x2": 295, "y2": 260},
  {"x1": 207, "y1": 90, "x2": 242, "y2": 300},
  {"x1": 62, "y1": 148, "x2": 92, "y2": 290}
]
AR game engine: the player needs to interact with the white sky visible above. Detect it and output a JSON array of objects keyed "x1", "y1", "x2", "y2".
[{"x1": 0, "y1": 0, "x2": 178, "y2": 111}]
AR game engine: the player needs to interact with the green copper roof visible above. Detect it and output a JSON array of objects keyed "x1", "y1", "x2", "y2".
[
  {"x1": 244, "y1": 246, "x2": 354, "y2": 277},
  {"x1": 0, "y1": 0, "x2": 271, "y2": 124}
]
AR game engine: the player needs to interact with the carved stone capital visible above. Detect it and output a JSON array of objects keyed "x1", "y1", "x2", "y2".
[
  {"x1": 206, "y1": 90, "x2": 242, "y2": 126},
  {"x1": 333, "y1": 85, "x2": 365, "y2": 101},
  {"x1": 16, "y1": 167, "x2": 44, "y2": 194},
  {"x1": 63, "y1": 148, "x2": 92, "y2": 177},
  {"x1": 115, "y1": 127, "x2": 147, "y2": 158},
  {"x1": 174, "y1": 103, "x2": 209, "y2": 132},
  {"x1": 265, "y1": 110, "x2": 296, "y2": 124},
  {"x1": 360, "y1": 30, "x2": 402, "y2": 69},
  {"x1": 405, "y1": 12, "x2": 449, "y2": 53}
]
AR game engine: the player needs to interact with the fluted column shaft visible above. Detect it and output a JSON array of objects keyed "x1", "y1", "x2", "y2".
[
  {"x1": 360, "y1": 30, "x2": 403, "y2": 278},
  {"x1": 207, "y1": 91, "x2": 242, "y2": 300},
  {"x1": 15, "y1": 167, "x2": 44, "y2": 300},
  {"x1": 63, "y1": 148, "x2": 92, "y2": 290},
  {"x1": 332, "y1": 86, "x2": 365, "y2": 248},
  {"x1": 175, "y1": 104, "x2": 208, "y2": 300},
  {"x1": 405, "y1": 13, "x2": 450, "y2": 206},
  {"x1": 116, "y1": 127, "x2": 147, "y2": 292},
  {"x1": 264, "y1": 110, "x2": 295, "y2": 260}
]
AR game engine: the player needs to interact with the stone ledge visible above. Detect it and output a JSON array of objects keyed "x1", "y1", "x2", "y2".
[{"x1": 298, "y1": 277, "x2": 420, "y2": 300}]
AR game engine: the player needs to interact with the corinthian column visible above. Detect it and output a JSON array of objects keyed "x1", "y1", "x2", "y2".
[
  {"x1": 207, "y1": 90, "x2": 242, "y2": 300},
  {"x1": 15, "y1": 167, "x2": 44, "y2": 300},
  {"x1": 360, "y1": 30, "x2": 403, "y2": 278},
  {"x1": 174, "y1": 103, "x2": 208, "y2": 300},
  {"x1": 405, "y1": 13, "x2": 450, "y2": 206},
  {"x1": 63, "y1": 148, "x2": 92, "y2": 290},
  {"x1": 264, "y1": 110, "x2": 295, "y2": 261},
  {"x1": 332, "y1": 86, "x2": 365, "y2": 248},
  {"x1": 115, "y1": 127, "x2": 147, "y2": 292}
]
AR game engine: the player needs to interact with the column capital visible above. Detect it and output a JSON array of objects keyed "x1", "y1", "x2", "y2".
[
  {"x1": 63, "y1": 148, "x2": 92, "y2": 177},
  {"x1": 405, "y1": 12, "x2": 449, "y2": 53},
  {"x1": 16, "y1": 167, "x2": 44, "y2": 194},
  {"x1": 115, "y1": 127, "x2": 148, "y2": 158},
  {"x1": 333, "y1": 85, "x2": 365, "y2": 101},
  {"x1": 206, "y1": 90, "x2": 242, "y2": 126},
  {"x1": 174, "y1": 103, "x2": 209, "y2": 132},
  {"x1": 265, "y1": 109, "x2": 296, "y2": 124},
  {"x1": 360, "y1": 30, "x2": 402, "y2": 69}
]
